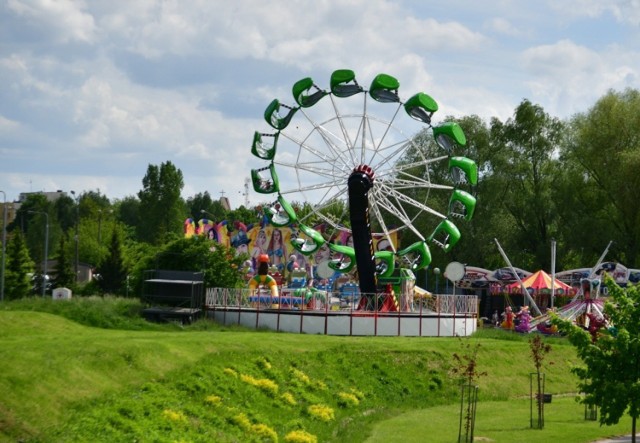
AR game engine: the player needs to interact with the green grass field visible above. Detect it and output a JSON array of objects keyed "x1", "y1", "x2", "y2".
[{"x1": 0, "y1": 297, "x2": 634, "y2": 442}]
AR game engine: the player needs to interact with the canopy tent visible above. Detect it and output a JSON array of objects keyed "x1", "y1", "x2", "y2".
[{"x1": 506, "y1": 270, "x2": 574, "y2": 296}]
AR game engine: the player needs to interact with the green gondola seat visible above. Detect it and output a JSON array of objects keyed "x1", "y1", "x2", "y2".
[
  {"x1": 293, "y1": 77, "x2": 329, "y2": 108},
  {"x1": 290, "y1": 224, "x2": 325, "y2": 255},
  {"x1": 429, "y1": 220, "x2": 461, "y2": 253},
  {"x1": 251, "y1": 164, "x2": 280, "y2": 194},
  {"x1": 330, "y1": 69, "x2": 363, "y2": 98},
  {"x1": 448, "y1": 189, "x2": 476, "y2": 221},
  {"x1": 374, "y1": 250, "x2": 395, "y2": 277},
  {"x1": 327, "y1": 243, "x2": 356, "y2": 273},
  {"x1": 251, "y1": 131, "x2": 279, "y2": 160},
  {"x1": 397, "y1": 241, "x2": 432, "y2": 271},
  {"x1": 267, "y1": 195, "x2": 298, "y2": 227},
  {"x1": 404, "y1": 92, "x2": 438, "y2": 124},
  {"x1": 449, "y1": 157, "x2": 478, "y2": 186},
  {"x1": 369, "y1": 73, "x2": 400, "y2": 103},
  {"x1": 433, "y1": 122, "x2": 466, "y2": 152},
  {"x1": 264, "y1": 99, "x2": 298, "y2": 130}
]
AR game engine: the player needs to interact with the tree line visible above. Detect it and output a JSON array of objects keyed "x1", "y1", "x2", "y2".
[{"x1": 2, "y1": 88, "x2": 639, "y2": 299}]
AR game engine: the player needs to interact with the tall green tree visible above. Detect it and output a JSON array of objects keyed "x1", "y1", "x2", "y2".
[
  {"x1": 137, "y1": 161, "x2": 186, "y2": 244},
  {"x1": 54, "y1": 193, "x2": 76, "y2": 233},
  {"x1": 554, "y1": 275, "x2": 640, "y2": 442},
  {"x1": 489, "y1": 100, "x2": 565, "y2": 270},
  {"x1": 114, "y1": 196, "x2": 141, "y2": 233},
  {"x1": 186, "y1": 191, "x2": 227, "y2": 221},
  {"x1": 52, "y1": 233, "x2": 74, "y2": 288},
  {"x1": 4, "y1": 231, "x2": 34, "y2": 300},
  {"x1": 96, "y1": 228, "x2": 128, "y2": 295},
  {"x1": 559, "y1": 88, "x2": 640, "y2": 267}
]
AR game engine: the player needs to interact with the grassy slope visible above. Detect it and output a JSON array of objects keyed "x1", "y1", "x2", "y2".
[
  {"x1": 0, "y1": 301, "x2": 630, "y2": 442},
  {"x1": 367, "y1": 396, "x2": 634, "y2": 443}
]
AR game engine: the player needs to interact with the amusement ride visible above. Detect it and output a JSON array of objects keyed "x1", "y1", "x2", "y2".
[{"x1": 249, "y1": 69, "x2": 478, "y2": 310}]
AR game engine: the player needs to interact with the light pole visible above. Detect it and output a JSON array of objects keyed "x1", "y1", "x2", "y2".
[
  {"x1": 434, "y1": 267, "x2": 441, "y2": 295},
  {"x1": 28, "y1": 210, "x2": 49, "y2": 297},
  {"x1": 70, "y1": 190, "x2": 79, "y2": 283},
  {"x1": 200, "y1": 209, "x2": 215, "y2": 219},
  {"x1": 0, "y1": 190, "x2": 7, "y2": 301}
]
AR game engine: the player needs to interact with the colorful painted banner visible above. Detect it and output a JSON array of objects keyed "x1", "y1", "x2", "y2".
[{"x1": 184, "y1": 218, "x2": 397, "y2": 279}]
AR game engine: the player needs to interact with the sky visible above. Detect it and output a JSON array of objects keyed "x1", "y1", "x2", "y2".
[{"x1": 1, "y1": 0, "x2": 639, "y2": 208}]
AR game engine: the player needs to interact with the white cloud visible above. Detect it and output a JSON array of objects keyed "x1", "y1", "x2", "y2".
[
  {"x1": 1, "y1": 0, "x2": 639, "y2": 206},
  {"x1": 0, "y1": 115, "x2": 20, "y2": 131},
  {"x1": 549, "y1": 0, "x2": 640, "y2": 25},
  {"x1": 7, "y1": 0, "x2": 96, "y2": 44},
  {"x1": 521, "y1": 39, "x2": 595, "y2": 76},
  {"x1": 484, "y1": 17, "x2": 527, "y2": 38},
  {"x1": 521, "y1": 39, "x2": 640, "y2": 116}
]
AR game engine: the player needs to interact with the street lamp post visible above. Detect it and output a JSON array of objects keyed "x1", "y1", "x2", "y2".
[
  {"x1": 70, "y1": 191, "x2": 79, "y2": 283},
  {"x1": 0, "y1": 190, "x2": 7, "y2": 302},
  {"x1": 28, "y1": 210, "x2": 49, "y2": 297},
  {"x1": 200, "y1": 209, "x2": 214, "y2": 219},
  {"x1": 434, "y1": 267, "x2": 441, "y2": 295}
]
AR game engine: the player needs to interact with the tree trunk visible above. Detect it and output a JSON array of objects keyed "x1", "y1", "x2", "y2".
[
  {"x1": 536, "y1": 372, "x2": 544, "y2": 428},
  {"x1": 632, "y1": 415, "x2": 636, "y2": 443}
]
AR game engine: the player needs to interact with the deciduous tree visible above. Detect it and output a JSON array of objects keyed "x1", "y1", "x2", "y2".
[
  {"x1": 137, "y1": 161, "x2": 186, "y2": 244},
  {"x1": 553, "y1": 275, "x2": 640, "y2": 442},
  {"x1": 490, "y1": 99, "x2": 565, "y2": 270},
  {"x1": 559, "y1": 89, "x2": 640, "y2": 267}
]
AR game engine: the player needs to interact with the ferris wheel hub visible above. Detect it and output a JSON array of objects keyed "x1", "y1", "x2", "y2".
[{"x1": 353, "y1": 164, "x2": 375, "y2": 181}]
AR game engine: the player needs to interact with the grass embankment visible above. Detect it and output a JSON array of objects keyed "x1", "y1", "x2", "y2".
[{"x1": 0, "y1": 297, "x2": 633, "y2": 442}]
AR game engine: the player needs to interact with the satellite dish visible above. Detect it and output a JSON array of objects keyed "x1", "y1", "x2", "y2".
[
  {"x1": 316, "y1": 260, "x2": 334, "y2": 279},
  {"x1": 445, "y1": 261, "x2": 465, "y2": 282}
]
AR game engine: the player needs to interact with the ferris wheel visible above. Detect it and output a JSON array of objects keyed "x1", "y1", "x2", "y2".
[{"x1": 250, "y1": 69, "x2": 477, "y2": 292}]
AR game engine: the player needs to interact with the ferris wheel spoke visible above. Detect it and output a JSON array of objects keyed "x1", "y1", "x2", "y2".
[
  {"x1": 366, "y1": 105, "x2": 404, "y2": 166},
  {"x1": 297, "y1": 162, "x2": 352, "y2": 180},
  {"x1": 312, "y1": 123, "x2": 359, "y2": 168},
  {"x1": 369, "y1": 138, "x2": 414, "y2": 172},
  {"x1": 386, "y1": 169, "x2": 431, "y2": 187},
  {"x1": 377, "y1": 181, "x2": 447, "y2": 219},
  {"x1": 394, "y1": 155, "x2": 449, "y2": 173},
  {"x1": 280, "y1": 177, "x2": 345, "y2": 195},
  {"x1": 389, "y1": 174, "x2": 454, "y2": 191},
  {"x1": 369, "y1": 203, "x2": 398, "y2": 252},
  {"x1": 275, "y1": 160, "x2": 340, "y2": 182},
  {"x1": 329, "y1": 95, "x2": 360, "y2": 166},
  {"x1": 372, "y1": 197, "x2": 426, "y2": 241},
  {"x1": 298, "y1": 188, "x2": 349, "y2": 227},
  {"x1": 370, "y1": 185, "x2": 417, "y2": 232},
  {"x1": 280, "y1": 132, "x2": 346, "y2": 169},
  {"x1": 299, "y1": 199, "x2": 348, "y2": 230},
  {"x1": 294, "y1": 109, "x2": 351, "y2": 164},
  {"x1": 293, "y1": 161, "x2": 345, "y2": 179}
]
